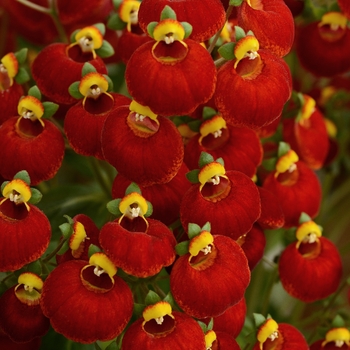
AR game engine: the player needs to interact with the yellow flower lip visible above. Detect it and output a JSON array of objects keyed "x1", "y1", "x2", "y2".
[
  {"x1": 198, "y1": 162, "x2": 227, "y2": 191},
  {"x1": 205, "y1": 330, "x2": 217, "y2": 349},
  {"x1": 199, "y1": 115, "x2": 227, "y2": 144},
  {"x1": 119, "y1": 192, "x2": 148, "y2": 219},
  {"x1": 275, "y1": 150, "x2": 299, "y2": 177},
  {"x1": 69, "y1": 221, "x2": 88, "y2": 251},
  {"x1": 129, "y1": 100, "x2": 158, "y2": 122},
  {"x1": 1, "y1": 178, "x2": 31, "y2": 211},
  {"x1": 17, "y1": 272, "x2": 43, "y2": 292},
  {"x1": 319, "y1": 12, "x2": 348, "y2": 30},
  {"x1": 79, "y1": 72, "x2": 109, "y2": 99},
  {"x1": 189, "y1": 231, "x2": 214, "y2": 257},
  {"x1": 89, "y1": 252, "x2": 117, "y2": 278},
  {"x1": 17, "y1": 96, "x2": 45, "y2": 126},
  {"x1": 322, "y1": 328, "x2": 350, "y2": 347},
  {"x1": 153, "y1": 19, "x2": 185, "y2": 44},
  {"x1": 1, "y1": 52, "x2": 18, "y2": 85},
  {"x1": 15, "y1": 273, "x2": 43, "y2": 306},
  {"x1": 74, "y1": 26, "x2": 104, "y2": 58},
  {"x1": 296, "y1": 220, "x2": 322, "y2": 247},
  {"x1": 119, "y1": 0, "x2": 141, "y2": 32},
  {"x1": 234, "y1": 35, "x2": 260, "y2": 69},
  {"x1": 300, "y1": 94, "x2": 316, "y2": 121},
  {"x1": 257, "y1": 318, "x2": 279, "y2": 348},
  {"x1": 142, "y1": 301, "x2": 173, "y2": 324},
  {"x1": 324, "y1": 118, "x2": 337, "y2": 138}
]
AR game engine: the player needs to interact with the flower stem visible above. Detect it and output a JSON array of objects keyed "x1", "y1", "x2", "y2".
[
  {"x1": 42, "y1": 237, "x2": 68, "y2": 263},
  {"x1": 15, "y1": 0, "x2": 51, "y2": 13}
]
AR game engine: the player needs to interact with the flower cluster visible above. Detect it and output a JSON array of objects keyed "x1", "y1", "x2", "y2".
[{"x1": 0, "y1": 0, "x2": 350, "y2": 349}]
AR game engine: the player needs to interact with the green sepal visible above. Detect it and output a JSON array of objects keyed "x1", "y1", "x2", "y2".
[
  {"x1": 298, "y1": 212, "x2": 312, "y2": 224},
  {"x1": 94, "y1": 342, "x2": 103, "y2": 350},
  {"x1": 82, "y1": 62, "x2": 97, "y2": 76},
  {"x1": 171, "y1": 115, "x2": 192, "y2": 127},
  {"x1": 28, "y1": 188, "x2": 42, "y2": 205},
  {"x1": 28, "y1": 85, "x2": 42, "y2": 101},
  {"x1": 197, "y1": 320, "x2": 208, "y2": 333},
  {"x1": 59, "y1": 222, "x2": 73, "y2": 239},
  {"x1": 69, "y1": 81, "x2": 84, "y2": 100},
  {"x1": 230, "y1": 0, "x2": 243, "y2": 5},
  {"x1": 216, "y1": 157, "x2": 224, "y2": 167},
  {"x1": 147, "y1": 22, "x2": 158, "y2": 38},
  {"x1": 163, "y1": 292, "x2": 175, "y2": 308},
  {"x1": 88, "y1": 244, "x2": 101, "y2": 258},
  {"x1": 202, "y1": 107, "x2": 217, "y2": 120},
  {"x1": 246, "y1": 30, "x2": 255, "y2": 37},
  {"x1": 93, "y1": 23, "x2": 106, "y2": 36},
  {"x1": 201, "y1": 222, "x2": 211, "y2": 232},
  {"x1": 96, "y1": 40, "x2": 115, "y2": 58},
  {"x1": 217, "y1": 42, "x2": 235, "y2": 61},
  {"x1": 182, "y1": 22, "x2": 193, "y2": 39},
  {"x1": 186, "y1": 169, "x2": 200, "y2": 184},
  {"x1": 26, "y1": 260, "x2": 42, "y2": 275},
  {"x1": 56, "y1": 240, "x2": 70, "y2": 255},
  {"x1": 207, "y1": 318, "x2": 214, "y2": 330},
  {"x1": 188, "y1": 119, "x2": 202, "y2": 132},
  {"x1": 42, "y1": 102, "x2": 59, "y2": 119},
  {"x1": 332, "y1": 315, "x2": 346, "y2": 328},
  {"x1": 105, "y1": 341, "x2": 118, "y2": 350},
  {"x1": 145, "y1": 290, "x2": 162, "y2": 306},
  {"x1": 160, "y1": 5, "x2": 177, "y2": 21},
  {"x1": 145, "y1": 201, "x2": 153, "y2": 217},
  {"x1": 104, "y1": 74, "x2": 114, "y2": 92},
  {"x1": 70, "y1": 29, "x2": 80, "y2": 43},
  {"x1": 107, "y1": 198, "x2": 122, "y2": 216},
  {"x1": 234, "y1": 26, "x2": 246, "y2": 41},
  {"x1": 1, "y1": 181, "x2": 9, "y2": 193},
  {"x1": 125, "y1": 183, "x2": 142, "y2": 195},
  {"x1": 15, "y1": 67, "x2": 30, "y2": 85},
  {"x1": 253, "y1": 313, "x2": 266, "y2": 328},
  {"x1": 63, "y1": 214, "x2": 74, "y2": 225},
  {"x1": 14, "y1": 170, "x2": 31, "y2": 185},
  {"x1": 133, "y1": 303, "x2": 146, "y2": 317},
  {"x1": 188, "y1": 222, "x2": 202, "y2": 239},
  {"x1": 277, "y1": 142, "x2": 291, "y2": 158},
  {"x1": 112, "y1": 0, "x2": 123, "y2": 9},
  {"x1": 199, "y1": 152, "x2": 215, "y2": 168},
  {"x1": 262, "y1": 158, "x2": 277, "y2": 172},
  {"x1": 175, "y1": 240, "x2": 189, "y2": 256},
  {"x1": 14, "y1": 48, "x2": 28, "y2": 64},
  {"x1": 107, "y1": 13, "x2": 127, "y2": 30}
]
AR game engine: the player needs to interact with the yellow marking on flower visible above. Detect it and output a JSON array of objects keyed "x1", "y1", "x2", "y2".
[
  {"x1": 119, "y1": 0, "x2": 141, "y2": 32},
  {"x1": 320, "y1": 86, "x2": 336, "y2": 106},
  {"x1": 15, "y1": 273, "x2": 43, "y2": 306},
  {"x1": 17, "y1": 95, "x2": 45, "y2": 127},
  {"x1": 153, "y1": 19, "x2": 185, "y2": 44},
  {"x1": 73, "y1": 26, "x2": 104, "y2": 59},
  {"x1": 275, "y1": 150, "x2": 299, "y2": 178},
  {"x1": 198, "y1": 162, "x2": 227, "y2": 191},
  {"x1": 189, "y1": 231, "x2": 214, "y2": 257},
  {"x1": 177, "y1": 123, "x2": 198, "y2": 143},
  {"x1": 257, "y1": 318, "x2": 279, "y2": 350},
  {"x1": 296, "y1": 220, "x2": 322, "y2": 248},
  {"x1": 324, "y1": 118, "x2": 337, "y2": 138},
  {"x1": 319, "y1": 12, "x2": 348, "y2": 31},
  {"x1": 322, "y1": 328, "x2": 350, "y2": 348},
  {"x1": 0, "y1": 52, "x2": 18, "y2": 86},
  {"x1": 142, "y1": 301, "x2": 174, "y2": 325},
  {"x1": 220, "y1": 22, "x2": 232, "y2": 43},
  {"x1": 17, "y1": 272, "x2": 43, "y2": 292},
  {"x1": 0, "y1": 179, "x2": 31, "y2": 211},
  {"x1": 300, "y1": 95, "x2": 316, "y2": 120},
  {"x1": 69, "y1": 221, "x2": 87, "y2": 251},
  {"x1": 234, "y1": 35, "x2": 260, "y2": 69},
  {"x1": 130, "y1": 100, "x2": 158, "y2": 123},
  {"x1": 199, "y1": 115, "x2": 227, "y2": 145},
  {"x1": 205, "y1": 330, "x2": 217, "y2": 349},
  {"x1": 89, "y1": 252, "x2": 117, "y2": 278}
]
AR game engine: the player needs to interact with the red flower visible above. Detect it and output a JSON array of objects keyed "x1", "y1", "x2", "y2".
[
  {"x1": 205, "y1": 330, "x2": 241, "y2": 350},
  {"x1": 40, "y1": 254, "x2": 134, "y2": 344}
]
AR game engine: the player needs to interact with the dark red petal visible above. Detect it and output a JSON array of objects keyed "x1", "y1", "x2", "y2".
[
  {"x1": 215, "y1": 331, "x2": 241, "y2": 350},
  {"x1": 0, "y1": 328, "x2": 41, "y2": 350},
  {"x1": 0, "y1": 83, "x2": 24, "y2": 125}
]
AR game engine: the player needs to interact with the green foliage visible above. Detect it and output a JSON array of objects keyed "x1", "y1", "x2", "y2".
[
  {"x1": 96, "y1": 40, "x2": 115, "y2": 58},
  {"x1": 82, "y1": 62, "x2": 97, "y2": 76},
  {"x1": 217, "y1": 42, "x2": 235, "y2": 61},
  {"x1": 107, "y1": 198, "x2": 122, "y2": 216},
  {"x1": 69, "y1": 82, "x2": 84, "y2": 99},
  {"x1": 160, "y1": 5, "x2": 177, "y2": 20},
  {"x1": 175, "y1": 240, "x2": 189, "y2": 256},
  {"x1": 28, "y1": 188, "x2": 43, "y2": 205},
  {"x1": 188, "y1": 223, "x2": 202, "y2": 239},
  {"x1": 198, "y1": 152, "x2": 215, "y2": 168},
  {"x1": 27, "y1": 85, "x2": 42, "y2": 100},
  {"x1": 185, "y1": 169, "x2": 200, "y2": 184},
  {"x1": 145, "y1": 290, "x2": 162, "y2": 305},
  {"x1": 14, "y1": 170, "x2": 31, "y2": 185},
  {"x1": 42, "y1": 102, "x2": 59, "y2": 119},
  {"x1": 107, "y1": 13, "x2": 127, "y2": 30}
]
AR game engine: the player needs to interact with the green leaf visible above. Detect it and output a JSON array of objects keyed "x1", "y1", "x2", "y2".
[
  {"x1": 107, "y1": 13, "x2": 127, "y2": 30},
  {"x1": 299, "y1": 212, "x2": 312, "y2": 224},
  {"x1": 28, "y1": 85, "x2": 42, "y2": 100},
  {"x1": 230, "y1": 0, "x2": 244, "y2": 5},
  {"x1": 14, "y1": 170, "x2": 31, "y2": 185},
  {"x1": 163, "y1": 292, "x2": 175, "y2": 307},
  {"x1": 125, "y1": 183, "x2": 142, "y2": 195},
  {"x1": 160, "y1": 5, "x2": 177, "y2": 20},
  {"x1": 26, "y1": 260, "x2": 42, "y2": 275},
  {"x1": 253, "y1": 313, "x2": 266, "y2": 328},
  {"x1": 107, "y1": 198, "x2": 122, "y2": 216},
  {"x1": 216, "y1": 157, "x2": 224, "y2": 167},
  {"x1": 88, "y1": 244, "x2": 101, "y2": 258},
  {"x1": 182, "y1": 22, "x2": 193, "y2": 39},
  {"x1": 42, "y1": 102, "x2": 59, "y2": 119},
  {"x1": 207, "y1": 318, "x2": 214, "y2": 330},
  {"x1": 201, "y1": 222, "x2": 211, "y2": 232},
  {"x1": 70, "y1": 29, "x2": 80, "y2": 43},
  {"x1": 246, "y1": 30, "x2": 255, "y2": 37},
  {"x1": 96, "y1": 40, "x2": 115, "y2": 58},
  {"x1": 185, "y1": 169, "x2": 200, "y2": 184},
  {"x1": 59, "y1": 222, "x2": 73, "y2": 239},
  {"x1": 56, "y1": 240, "x2": 70, "y2": 255},
  {"x1": 93, "y1": 23, "x2": 106, "y2": 36},
  {"x1": 199, "y1": 152, "x2": 215, "y2": 168},
  {"x1": 14, "y1": 48, "x2": 28, "y2": 64},
  {"x1": 217, "y1": 42, "x2": 235, "y2": 61},
  {"x1": 82, "y1": 62, "x2": 97, "y2": 76},
  {"x1": 277, "y1": 142, "x2": 291, "y2": 158},
  {"x1": 103, "y1": 74, "x2": 114, "y2": 91},
  {"x1": 145, "y1": 290, "x2": 162, "y2": 305},
  {"x1": 175, "y1": 240, "x2": 189, "y2": 256},
  {"x1": 94, "y1": 342, "x2": 103, "y2": 350},
  {"x1": 188, "y1": 223, "x2": 202, "y2": 239},
  {"x1": 105, "y1": 341, "x2": 118, "y2": 350},
  {"x1": 202, "y1": 107, "x2": 217, "y2": 120},
  {"x1": 1, "y1": 181, "x2": 9, "y2": 193},
  {"x1": 63, "y1": 214, "x2": 74, "y2": 225},
  {"x1": 332, "y1": 315, "x2": 345, "y2": 328},
  {"x1": 15, "y1": 67, "x2": 30, "y2": 84},
  {"x1": 28, "y1": 188, "x2": 42, "y2": 205},
  {"x1": 145, "y1": 201, "x2": 153, "y2": 217},
  {"x1": 234, "y1": 26, "x2": 246, "y2": 41},
  {"x1": 69, "y1": 81, "x2": 84, "y2": 100},
  {"x1": 147, "y1": 22, "x2": 158, "y2": 38},
  {"x1": 197, "y1": 320, "x2": 208, "y2": 333}
]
